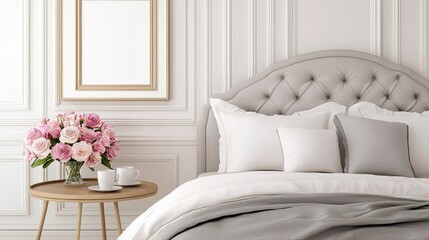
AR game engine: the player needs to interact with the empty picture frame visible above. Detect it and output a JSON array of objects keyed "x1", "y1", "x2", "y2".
[{"x1": 57, "y1": 0, "x2": 169, "y2": 101}]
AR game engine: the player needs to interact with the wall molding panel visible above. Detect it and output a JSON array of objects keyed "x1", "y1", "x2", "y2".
[
  {"x1": 248, "y1": 0, "x2": 256, "y2": 77},
  {"x1": 0, "y1": 156, "x2": 29, "y2": 216},
  {"x1": 370, "y1": 0, "x2": 382, "y2": 56},
  {"x1": 420, "y1": 0, "x2": 427, "y2": 78},
  {"x1": 0, "y1": 0, "x2": 30, "y2": 111},
  {"x1": 393, "y1": 0, "x2": 401, "y2": 64},
  {"x1": 225, "y1": 0, "x2": 232, "y2": 91}
]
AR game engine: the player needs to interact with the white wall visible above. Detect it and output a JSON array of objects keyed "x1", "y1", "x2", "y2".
[{"x1": 0, "y1": 0, "x2": 428, "y2": 239}]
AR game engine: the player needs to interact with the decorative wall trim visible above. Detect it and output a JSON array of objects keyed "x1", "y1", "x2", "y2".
[
  {"x1": 188, "y1": 0, "x2": 198, "y2": 123},
  {"x1": 0, "y1": 119, "x2": 40, "y2": 126},
  {"x1": 285, "y1": 0, "x2": 291, "y2": 58},
  {"x1": 119, "y1": 136, "x2": 196, "y2": 146},
  {"x1": 207, "y1": 0, "x2": 213, "y2": 96},
  {"x1": 225, "y1": 0, "x2": 232, "y2": 90},
  {"x1": 0, "y1": 156, "x2": 29, "y2": 216},
  {"x1": 0, "y1": 118, "x2": 197, "y2": 127},
  {"x1": 0, "y1": 0, "x2": 30, "y2": 111},
  {"x1": 289, "y1": 0, "x2": 381, "y2": 57},
  {"x1": 43, "y1": 0, "x2": 48, "y2": 117},
  {"x1": 267, "y1": 0, "x2": 275, "y2": 65},
  {"x1": 370, "y1": 0, "x2": 382, "y2": 56},
  {"x1": 393, "y1": 0, "x2": 401, "y2": 64},
  {"x1": 0, "y1": 138, "x2": 25, "y2": 146},
  {"x1": 0, "y1": 135, "x2": 196, "y2": 147},
  {"x1": 290, "y1": 0, "x2": 297, "y2": 57},
  {"x1": 420, "y1": 0, "x2": 427, "y2": 78},
  {"x1": 248, "y1": 0, "x2": 256, "y2": 77},
  {"x1": 196, "y1": 0, "x2": 209, "y2": 105}
]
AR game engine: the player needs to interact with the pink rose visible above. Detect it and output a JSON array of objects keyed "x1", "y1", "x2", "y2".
[
  {"x1": 106, "y1": 143, "x2": 120, "y2": 160},
  {"x1": 97, "y1": 132, "x2": 111, "y2": 147},
  {"x1": 71, "y1": 142, "x2": 93, "y2": 162},
  {"x1": 80, "y1": 127, "x2": 97, "y2": 143},
  {"x1": 49, "y1": 127, "x2": 61, "y2": 138},
  {"x1": 85, "y1": 153, "x2": 101, "y2": 168},
  {"x1": 37, "y1": 125, "x2": 51, "y2": 138},
  {"x1": 92, "y1": 141, "x2": 106, "y2": 154},
  {"x1": 27, "y1": 128, "x2": 42, "y2": 141},
  {"x1": 47, "y1": 120, "x2": 62, "y2": 138},
  {"x1": 51, "y1": 143, "x2": 72, "y2": 162},
  {"x1": 84, "y1": 113, "x2": 102, "y2": 129},
  {"x1": 31, "y1": 138, "x2": 51, "y2": 158},
  {"x1": 101, "y1": 123, "x2": 112, "y2": 132},
  {"x1": 22, "y1": 141, "x2": 35, "y2": 162},
  {"x1": 39, "y1": 117, "x2": 47, "y2": 127},
  {"x1": 62, "y1": 112, "x2": 81, "y2": 127},
  {"x1": 24, "y1": 150, "x2": 36, "y2": 162},
  {"x1": 104, "y1": 127, "x2": 117, "y2": 142},
  {"x1": 60, "y1": 126, "x2": 80, "y2": 144}
]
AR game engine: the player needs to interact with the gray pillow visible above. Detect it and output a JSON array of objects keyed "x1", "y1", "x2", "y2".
[{"x1": 333, "y1": 114, "x2": 415, "y2": 177}]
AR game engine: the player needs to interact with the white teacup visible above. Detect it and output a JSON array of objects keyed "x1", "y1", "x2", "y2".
[
  {"x1": 117, "y1": 166, "x2": 140, "y2": 185},
  {"x1": 98, "y1": 170, "x2": 117, "y2": 190}
]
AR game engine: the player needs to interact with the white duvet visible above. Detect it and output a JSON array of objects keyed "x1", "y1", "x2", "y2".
[{"x1": 119, "y1": 171, "x2": 429, "y2": 240}]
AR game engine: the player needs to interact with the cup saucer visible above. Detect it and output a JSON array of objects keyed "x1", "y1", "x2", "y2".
[
  {"x1": 88, "y1": 185, "x2": 123, "y2": 192},
  {"x1": 114, "y1": 180, "x2": 141, "y2": 187}
]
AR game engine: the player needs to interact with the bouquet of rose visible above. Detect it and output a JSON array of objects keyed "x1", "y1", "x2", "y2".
[{"x1": 23, "y1": 111, "x2": 119, "y2": 170}]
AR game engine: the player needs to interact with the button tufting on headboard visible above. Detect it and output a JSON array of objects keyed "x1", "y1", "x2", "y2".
[{"x1": 197, "y1": 50, "x2": 429, "y2": 174}]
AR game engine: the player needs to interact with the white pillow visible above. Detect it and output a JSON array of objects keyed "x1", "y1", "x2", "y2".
[
  {"x1": 277, "y1": 128, "x2": 342, "y2": 173},
  {"x1": 210, "y1": 99, "x2": 346, "y2": 172},
  {"x1": 216, "y1": 109, "x2": 329, "y2": 173},
  {"x1": 292, "y1": 102, "x2": 347, "y2": 129},
  {"x1": 210, "y1": 98, "x2": 246, "y2": 172},
  {"x1": 347, "y1": 102, "x2": 429, "y2": 177}
]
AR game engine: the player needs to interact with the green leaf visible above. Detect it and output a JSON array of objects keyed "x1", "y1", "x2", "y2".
[
  {"x1": 101, "y1": 156, "x2": 112, "y2": 170},
  {"x1": 50, "y1": 138, "x2": 60, "y2": 146},
  {"x1": 89, "y1": 167, "x2": 95, "y2": 171},
  {"x1": 42, "y1": 159, "x2": 54, "y2": 168},
  {"x1": 31, "y1": 155, "x2": 51, "y2": 168}
]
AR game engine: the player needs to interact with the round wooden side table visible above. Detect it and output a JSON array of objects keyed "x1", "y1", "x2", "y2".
[{"x1": 29, "y1": 178, "x2": 158, "y2": 240}]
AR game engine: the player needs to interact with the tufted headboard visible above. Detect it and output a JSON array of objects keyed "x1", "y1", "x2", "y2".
[{"x1": 197, "y1": 50, "x2": 429, "y2": 174}]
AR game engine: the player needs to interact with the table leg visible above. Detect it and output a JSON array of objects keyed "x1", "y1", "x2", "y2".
[
  {"x1": 76, "y1": 202, "x2": 83, "y2": 240},
  {"x1": 36, "y1": 200, "x2": 49, "y2": 240},
  {"x1": 99, "y1": 202, "x2": 107, "y2": 240},
  {"x1": 113, "y1": 202, "x2": 122, "y2": 235}
]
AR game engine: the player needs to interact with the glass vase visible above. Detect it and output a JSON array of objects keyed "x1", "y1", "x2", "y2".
[{"x1": 64, "y1": 161, "x2": 84, "y2": 186}]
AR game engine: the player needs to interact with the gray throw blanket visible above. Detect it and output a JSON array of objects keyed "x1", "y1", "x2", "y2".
[{"x1": 154, "y1": 193, "x2": 429, "y2": 240}]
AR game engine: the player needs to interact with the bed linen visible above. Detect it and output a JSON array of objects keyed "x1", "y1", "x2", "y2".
[
  {"x1": 169, "y1": 193, "x2": 429, "y2": 240},
  {"x1": 118, "y1": 171, "x2": 429, "y2": 240}
]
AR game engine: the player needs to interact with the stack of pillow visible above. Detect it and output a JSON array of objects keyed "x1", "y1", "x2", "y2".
[{"x1": 211, "y1": 98, "x2": 429, "y2": 178}]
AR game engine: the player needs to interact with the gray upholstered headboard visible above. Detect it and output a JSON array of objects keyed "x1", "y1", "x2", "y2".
[{"x1": 197, "y1": 50, "x2": 429, "y2": 174}]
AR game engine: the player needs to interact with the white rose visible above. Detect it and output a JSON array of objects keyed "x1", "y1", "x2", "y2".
[
  {"x1": 71, "y1": 142, "x2": 93, "y2": 162},
  {"x1": 60, "y1": 126, "x2": 80, "y2": 144},
  {"x1": 31, "y1": 138, "x2": 51, "y2": 158}
]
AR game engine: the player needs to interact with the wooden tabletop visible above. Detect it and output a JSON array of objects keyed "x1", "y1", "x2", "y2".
[{"x1": 29, "y1": 178, "x2": 158, "y2": 203}]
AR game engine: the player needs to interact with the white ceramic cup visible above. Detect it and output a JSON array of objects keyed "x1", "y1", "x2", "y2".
[
  {"x1": 97, "y1": 170, "x2": 116, "y2": 190},
  {"x1": 117, "y1": 166, "x2": 140, "y2": 185}
]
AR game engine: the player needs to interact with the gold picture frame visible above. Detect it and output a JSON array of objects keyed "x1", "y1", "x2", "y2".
[{"x1": 57, "y1": 0, "x2": 170, "y2": 101}]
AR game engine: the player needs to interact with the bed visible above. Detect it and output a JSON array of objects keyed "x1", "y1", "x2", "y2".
[{"x1": 119, "y1": 50, "x2": 429, "y2": 239}]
